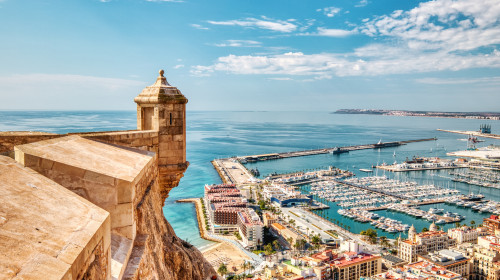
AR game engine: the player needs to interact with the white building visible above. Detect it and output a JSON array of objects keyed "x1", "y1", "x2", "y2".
[
  {"x1": 448, "y1": 226, "x2": 479, "y2": 244},
  {"x1": 340, "y1": 240, "x2": 364, "y2": 253},
  {"x1": 237, "y1": 208, "x2": 263, "y2": 249}
]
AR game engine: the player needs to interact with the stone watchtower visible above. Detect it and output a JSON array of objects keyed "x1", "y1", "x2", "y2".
[{"x1": 134, "y1": 70, "x2": 188, "y2": 201}]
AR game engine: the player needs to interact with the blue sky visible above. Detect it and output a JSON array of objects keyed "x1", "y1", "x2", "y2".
[{"x1": 0, "y1": 0, "x2": 499, "y2": 111}]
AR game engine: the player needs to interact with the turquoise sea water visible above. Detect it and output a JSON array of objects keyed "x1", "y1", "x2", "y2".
[{"x1": 1, "y1": 111, "x2": 499, "y2": 248}]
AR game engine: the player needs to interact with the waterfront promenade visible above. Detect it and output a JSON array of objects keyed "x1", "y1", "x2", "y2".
[{"x1": 282, "y1": 206, "x2": 382, "y2": 254}]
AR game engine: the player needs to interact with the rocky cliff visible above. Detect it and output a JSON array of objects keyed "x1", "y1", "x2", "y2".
[{"x1": 127, "y1": 155, "x2": 216, "y2": 280}]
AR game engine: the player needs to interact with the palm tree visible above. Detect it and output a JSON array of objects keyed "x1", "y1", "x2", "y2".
[
  {"x1": 248, "y1": 262, "x2": 255, "y2": 275},
  {"x1": 241, "y1": 261, "x2": 248, "y2": 275},
  {"x1": 379, "y1": 236, "x2": 390, "y2": 248},
  {"x1": 218, "y1": 263, "x2": 228, "y2": 278},
  {"x1": 273, "y1": 240, "x2": 281, "y2": 252},
  {"x1": 470, "y1": 220, "x2": 476, "y2": 228}
]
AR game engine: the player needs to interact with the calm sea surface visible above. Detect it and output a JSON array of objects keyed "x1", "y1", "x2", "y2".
[{"x1": 1, "y1": 111, "x2": 499, "y2": 249}]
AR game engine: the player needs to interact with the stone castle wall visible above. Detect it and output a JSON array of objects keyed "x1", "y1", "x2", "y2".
[
  {"x1": 0, "y1": 71, "x2": 217, "y2": 280},
  {"x1": 0, "y1": 132, "x2": 62, "y2": 155},
  {"x1": 1, "y1": 129, "x2": 185, "y2": 203}
]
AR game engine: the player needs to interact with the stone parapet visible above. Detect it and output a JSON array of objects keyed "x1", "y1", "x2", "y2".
[
  {"x1": 0, "y1": 131, "x2": 62, "y2": 154},
  {"x1": 0, "y1": 155, "x2": 111, "y2": 280}
]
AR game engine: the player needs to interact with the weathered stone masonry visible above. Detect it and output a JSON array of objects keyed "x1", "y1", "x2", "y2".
[{"x1": 0, "y1": 70, "x2": 216, "y2": 280}]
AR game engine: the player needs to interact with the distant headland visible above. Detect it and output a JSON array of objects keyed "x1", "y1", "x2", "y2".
[{"x1": 333, "y1": 109, "x2": 500, "y2": 120}]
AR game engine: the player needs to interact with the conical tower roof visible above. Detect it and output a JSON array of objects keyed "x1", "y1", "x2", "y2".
[{"x1": 134, "y1": 70, "x2": 187, "y2": 104}]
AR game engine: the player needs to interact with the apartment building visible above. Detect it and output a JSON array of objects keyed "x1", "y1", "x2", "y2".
[
  {"x1": 330, "y1": 252, "x2": 382, "y2": 280},
  {"x1": 399, "y1": 224, "x2": 456, "y2": 263},
  {"x1": 237, "y1": 208, "x2": 263, "y2": 249}
]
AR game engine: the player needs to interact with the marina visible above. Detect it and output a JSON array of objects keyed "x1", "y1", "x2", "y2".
[
  {"x1": 210, "y1": 125, "x2": 499, "y2": 239},
  {"x1": 449, "y1": 168, "x2": 500, "y2": 189},
  {"x1": 306, "y1": 176, "x2": 473, "y2": 233}
]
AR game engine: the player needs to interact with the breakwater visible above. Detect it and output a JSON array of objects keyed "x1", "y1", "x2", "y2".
[{"x1": 239, "y1": 138, "x2": 437, "y2": 162}]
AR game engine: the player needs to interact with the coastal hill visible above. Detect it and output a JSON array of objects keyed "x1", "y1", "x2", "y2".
[
  {"x1": 334, "y1": 109, "x2": 500, "y2": 120},
  {"x1": 0, "y1": 71, "x2": 216, "y2": 280}
]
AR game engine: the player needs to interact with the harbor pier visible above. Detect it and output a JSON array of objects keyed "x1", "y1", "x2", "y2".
[
  {"x1": 239, "y1": 138, "x2": 437, "y2": 163},
  {"x1": 212, "y1": 138, "x2": 437, "y2": 185}
]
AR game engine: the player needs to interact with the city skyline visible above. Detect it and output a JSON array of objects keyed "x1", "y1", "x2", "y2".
[{"x1": 1, "y1": 0, "x2": 499, "y2": 111}]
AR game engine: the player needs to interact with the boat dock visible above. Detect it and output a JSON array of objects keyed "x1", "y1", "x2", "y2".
[
  {"x1": 377, "y1": 164, "x2": 467, "y2": 172},
  {"x1": 334, "y1": 179, "x2": 407, "y2": 200},
  {"x1": 363, "y1": 199, "x2": 446, "y2": 211},
  {"x1": 239, "y1": 138, "x2": 437, "y2": 163}
]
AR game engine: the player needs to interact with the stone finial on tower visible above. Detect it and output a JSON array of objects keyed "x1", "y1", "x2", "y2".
[{"x1": 153, "y1": 69, "x2": 171, "y2": 87}]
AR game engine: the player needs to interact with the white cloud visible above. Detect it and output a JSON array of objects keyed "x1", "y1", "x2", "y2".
[
  {"x1": 190, "y1": 24, "x2": 209, "y2": 30},
  {"x1": 298, "y1": 19, "x2": 316, "y2": 32},
  {"x1": 355, "y1": 0, "x2": 369, "y2": 8},
  {"x1": 174, "y1": 64, "x2": 185, "y2": 69},
  {"x1": 268, "y1": 77, "x2": 293, "y2": 81},
  {"x1": 360, "y1": 0, "x2": 500, "y2": 52},
  {"x1": 0, "y1": 73, "x2": 144, "y2": 91},
  {"x1": 0, "y1": 74, "x2": 146, "y2": 110},
  {"x1": 193, "y1": 0, "x2": 500, "y2": 80},
  {"x1": 207, "y1": 17, "x2": 297, "y2": 33},
  {"x1": 146, "y1": 0, "x2": 184, "y2": 2},
  {"x1": 191, "y1": 49, "x2": 500, "y2": 78},
  {"x1": 213, "y1": 40, "x2": 262, "y2": 47},
  {"x1": 416, "y1": 76, "x2": 500, "y2": 85},
  {"x1": 315, "y1": 27, "x2": 356, "y2": 37},
  {"x1": 317, "y1": 7, "x2": 341, "y2": 18},
  {"x1": 299, "y1": 27, "x2": 356, "y2": 37}
]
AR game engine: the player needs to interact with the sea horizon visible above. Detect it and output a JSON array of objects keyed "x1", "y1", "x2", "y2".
[{"x1": 1, "y1": 110, "x2": 497, "y2": 249}]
